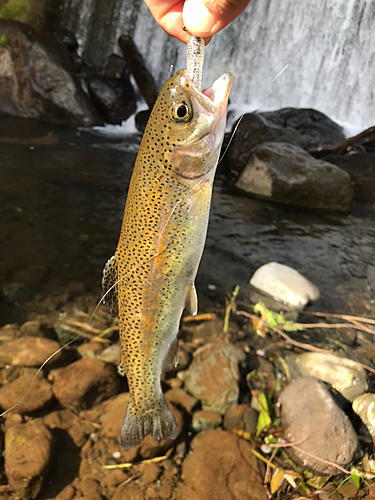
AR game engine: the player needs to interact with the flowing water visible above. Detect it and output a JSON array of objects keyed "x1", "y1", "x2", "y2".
[
  {"x1": 59, "y1": 0, "x2": 375, "y2": 128},
  {"x1": 1, "y1": 117, "x2": 375, "y2": 327}
]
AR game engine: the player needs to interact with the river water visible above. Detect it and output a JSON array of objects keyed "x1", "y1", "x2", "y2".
[{"x1": 1, "y1": 117, "x2": 375, "y2": 326}]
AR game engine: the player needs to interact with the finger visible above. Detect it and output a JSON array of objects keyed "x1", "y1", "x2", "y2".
[
  {"x1": 144, "y1": 0, "x2": 189, "y2": 42},
  {"x1": 183, "y1": 0, "x2": 250, "y2": 37}
]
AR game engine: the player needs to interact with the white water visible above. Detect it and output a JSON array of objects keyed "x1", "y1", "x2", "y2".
[{"x1": 60, "y1": 0, "x2": 375, "y2": 129}]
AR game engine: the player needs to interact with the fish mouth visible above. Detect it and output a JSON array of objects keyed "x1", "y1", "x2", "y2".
[{"x1": 202, "y1": 73, "x2": 232, "y2": 107}]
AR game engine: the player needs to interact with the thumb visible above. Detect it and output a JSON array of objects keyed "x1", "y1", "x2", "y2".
[{"x1": 183, "y1": 0, "x2": 250, "y2": 37}]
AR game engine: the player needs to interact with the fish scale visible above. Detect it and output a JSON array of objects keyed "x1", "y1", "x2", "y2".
[{"x1": 103, "y1": 68, "x2": 232, "y2": 449}]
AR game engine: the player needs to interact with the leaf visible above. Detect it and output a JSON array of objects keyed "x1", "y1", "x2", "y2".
[
  {"x1": 284, "y1": 473, "x2": 298, "y2": 489},
  {"x1": 0, "y1": 34, "x2": 6, "y2": 45},
  {"x1": 253, "y1": 302, "x2": 304, "y2": 332},
  {"x1": 256, "y1": 392, "x2": 272, "y2": 436},
  {"x1": 350, "y1": 467, "x2": 360, "y2": 488},
  {"x1": 270, "y1": 468, "x2": 285, "y2": 494}
]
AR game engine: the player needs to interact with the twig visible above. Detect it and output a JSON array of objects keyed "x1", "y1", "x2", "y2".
[
  {"x1": 251, "y1": 449, "x2": 277, "y2": 470},
  {"x1": 301, "y1": 310, "x2": 375, "y2": 326},
  {"x1": 102, "y1": 454, "x2": 168, "y2": 469},
  {"x1": 265, "y1": 448, "x2": 278, "y2": 486},
  {"x1": 267, "y1": 437, "x2": 308, "y2": 448},
  {"x1": 183, "y1": 313, "x2": 216, "y2": 323}
]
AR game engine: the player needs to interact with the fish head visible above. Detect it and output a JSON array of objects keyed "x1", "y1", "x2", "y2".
[{"x1": 152, "y1": 69, "x2": 232, "y2": 180}]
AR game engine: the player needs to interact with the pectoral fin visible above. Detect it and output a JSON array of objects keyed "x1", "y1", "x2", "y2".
[
  {"x1": 102, "y1": 254, "x2": 119, "y2": 317},
  {"x1": 187, "y1": 179, "x2": 212, "y2": 222},
  {"x1": 185, "y1": 282, "x2": 198, "y2": 316},
  {"x1": 162, "y1": 338, "x2": 179, "y2": 372}
]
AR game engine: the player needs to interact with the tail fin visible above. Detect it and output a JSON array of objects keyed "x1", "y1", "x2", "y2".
[{"x1": 119, "y1": 398, "x2": 178, "y2": 450}]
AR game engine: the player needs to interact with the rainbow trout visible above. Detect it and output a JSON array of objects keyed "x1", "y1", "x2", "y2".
[{"x1": 103, "y1": 61, "x2": 232, "y2": 450}]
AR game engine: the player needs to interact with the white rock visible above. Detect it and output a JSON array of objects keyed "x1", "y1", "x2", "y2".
[
  {"x1": 296, "y1": 352, "x2": 367, "y2": 402},
  {"x1": 250, "y1": 262, "x2": 319, "y2": 309},
  {"x1": 352, "y1": 393, "x2": 375, "y2": 440}
]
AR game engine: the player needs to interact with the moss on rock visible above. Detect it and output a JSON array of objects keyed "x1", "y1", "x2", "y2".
[{"x1": 0, "y1": 0, "x2": 46, "y2": 30}]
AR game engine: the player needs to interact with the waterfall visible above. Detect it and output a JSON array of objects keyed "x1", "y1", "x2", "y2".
[{"x1": 60, "y1": 0, "x2": 375, "y2": 129}]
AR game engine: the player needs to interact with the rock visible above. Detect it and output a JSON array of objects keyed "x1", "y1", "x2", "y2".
[
  {"x1": 98, "y1": 343, "x2": 121, "y2": 365},
  {"x1": 20, "y1": 319, "x2": 54, "y2": 338},
  {"x1": 258, "y1": 108, "x2": 345, "y2": 152},
  {"x1": 223, "y1": 405, "x2": 258, "y2": 435},
  {"x1": 139, "y1": 462, "x2": 161, "y2": 486},
  {"x1": 87, "y1": 75, "x2": 136, "y2": 124},
  {"x1": 52, "y1": 358, "x2": 119, "y2": 409},
  {"x1": 235, "y1": 142, "x2": 352, "y2": 211},
  {"x1": 119, "y1": 35, "x2": 159, "y2": 109},
  {"x1": 0, "y1": 0, "x2": 47, "y2": 30},
  {"x1": 0, "y1": 337, "x2": 61, "y2": 366},
  {"x1": 44, "y1": 409, "x2": 88, "y2": 447},
  {"x1": 352, "y1": 393, "x2": 375, "y2": 441},
  {"x1": 279, "y1": 377, "x2": 358, "y2": 474},
  {"x1": 135, "y1": 109, "x2": 151, "y2": 133},
  {"x1": 105, "y1": 54, "x2": 128, "y2": 79},
  {"x1": 250, "y1": 262, "x2": 320, "y2": 309},
  {"x1": 166, "y1": 388, "x2": 199, "y2": 413},
  {"x1": 0, "y1": 19, "x2": 102, "y2": 126},
  {"x1": 1, "y1": 282, "x2": 34, "y2": 303},
  {"x1": 192, "y1": 410, "x2": 222, "y2": 432},
  {"x1": 55, "y1": 484, "x2": 76, "y2": 500},
  {"x1": 179, "y1": 429, "x2": 266, "y2": 500},
  {"x1": 77, "y1": 341, "x2": 106, "y2": 358},
  {"x1": 100, "y1": 392, "x2": 130, "y2": 439},
  {"x1": 79, "y1": 478, "x2": 102, "y2": 498},
  {"x1": 4, "y1": 419, "x2": 53, "y2": 500},
  {"x1": 113, "y1": 483, "x2": 144, "y2": 500},
  {"x1": 181, "y1": 318, "x2": 225, "y2": 344},
  {"x1": 184, "y1": 343, "x2": 246, "y2": 413},
  {"x1": 296, "y1": 353, "x2": 368, "y2": 402},
  {"x1": 53, "y1": 27, "x2": 79, "y2": 52},
  {"x1": 0, "y1": 372, "x2": 53, "y2": 413},
  {"x1": 226, "y1": 112, "x2": 305, "y2": 174},
  {"x1": 0, "y1": 323, "x2": 20, "y2": 341}
]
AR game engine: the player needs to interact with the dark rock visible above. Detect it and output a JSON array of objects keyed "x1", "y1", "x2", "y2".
[
  {"x1": 324, "y1": 153, "x2": 375, "y2": 205},
  {"x1": 0, "y1": 337, "x2": 61, "y2": 366},
  {"x1": 119, "y1": 34, "x2": 159, "y2": 109},
  {"x1": 236, "y1": 142, "x2": 352, "y2": 211},
  {"x1": 105, "y1": 54, "x2": 128, "y2": 79},
  {"x1": 53, "y1": 27, "x2": 79, "y2": 52},
  {"x1": 259, "y1": 108, "x2": 345, "y2": 151},
  {"x1": 192, "y1": 410, "x2": 222, "y2": 432},
  {"x1": 183, "y1": 343, "x2": 246, "y2": 413},
  {"x1": 4, "y1": 419, "x2": 53, "y2": 500},
  {"x1": 279, "y1": 377, "x2": 359, "y2": 474},
  {"x1": 223, "y1": 405, "x2": 258, "y2": 435},
  {"x1": 52, "y1": 358, "x2": 119, "y2": 409},
  {"x1": 1, "y1": 282, "x2": 34, "y2": 303},
  {"x1": 0, "y1": 19, "x2": 102, "y2": 126},
  {"x1": 87, "y1": 75, "x2": 136, "y2": 124},
  {"x1": 44, "y1": 409, "x2": 88, "y2": 447},
  {"x1": 179, "y1": 429, "x2": 266, "y2": 500},
  {"x1": 226, "y1": 112, "x2": 305, "y2": 173},
  {"x1": 0, "y1": 372, "x2": 53, "y2": 413},
  {"x1": 135, "y1": 109, "x2": 151, "y2": 133}
]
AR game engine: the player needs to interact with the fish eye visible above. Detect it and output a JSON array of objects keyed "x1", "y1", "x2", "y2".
[{"x1": 171, "y1": 101, "x2": 192, "y2": 123}]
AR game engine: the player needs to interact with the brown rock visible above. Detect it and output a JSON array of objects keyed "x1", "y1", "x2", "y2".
[
  {"x1": 53, "y1": 358, "x2": 119, "y2": 409},
  {"x1": 179, "y1": 429, "x2": 266, "y2": 500},
  {"x1": 20, "y1": 320, "x2": 52, "y2": 338},
  {"x1": 139, "y1": 462, "x2": 161, "y2": 486},
  {"x1": 166, "y1": 388, "x2": 199, "y2": 413},
  {"x1": 279, "y1": 377, "x2": 358, "y2": 474},
  {"x1": 102, "y1": 469, "x2": 128, "y2": 489},
  {"x1": 55, "y1": 485, "x2": 76, "y2": 500},
  {"x1": 0, "y1": 323, "x2": 20, "y2": 341},
  {"x1": 184, "y1": 343, "x2": 246, "y2": 413},
  {"x1": 0, "y1": 337, "x2": 61, "y2": 366},
  {"x1": 159, "y1": 480, "x2": 173, "y2": 499},
  {"x1": 79, "y1": 478, "x2": 102, "y2": 497},
  {"x1": 4, "y1": 419, "x2": 53, "y2": 500},
  {"x1": 223, "y1": 405, "x2": 258, "y2": 435},
  {"x1": 113, "y1": 483, "x2": 144, "y2": 500},
  {"x1": 77, "y1": 341, "x2": 106, "y2": 358},
  {"x1": 100, "y1": 392, "x2": 130, "y2": 439},
  {"x1": 0, "y1": 372, "x2": 53, "y2": 413},
  {"x1": 192, "y1": 410, "x2": 222, "y2": 432}
]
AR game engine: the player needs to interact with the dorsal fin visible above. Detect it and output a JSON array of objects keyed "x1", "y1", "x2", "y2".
[{"x1": 102, "y1": 254, "x2": 119, "y2": 317}]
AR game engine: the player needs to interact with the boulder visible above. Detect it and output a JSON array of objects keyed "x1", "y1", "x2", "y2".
[
  {"x1": 52, "y1": 358, "x2": 119, "y2": 409},
  {"x1": 87, "y1": 75, "x2": 136, "y2": 124},
  {"x1": 0, "y1": 336, "x2": 61, "y2": 366},
  {"x1": 235, "y1": 142, "x2": 352, "y2": 211},
  {"x1": 0, "y1": 19, "x2": 102, "y2": 126},
  {"x1": 0, "y1": 372, "x2": 53, "y2": 413},
  {"x1": 258, "y1": 108, "x2": 345, "y2": 152},
  {"x1": 279, "y1": 377, "x2": 359, "y2": 474},
  {"x1": 4, "y1": 419, "x2": 53, "y2": 499},
  {"x1": 179, "y1": 429, "x2": 266, "y2": 500}
]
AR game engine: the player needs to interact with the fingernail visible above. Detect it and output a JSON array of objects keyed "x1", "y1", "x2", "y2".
[{"x1": 183, "y1": 0, "x2": 217, "y2": 35}]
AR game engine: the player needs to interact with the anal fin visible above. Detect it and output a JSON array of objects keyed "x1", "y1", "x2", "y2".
[
  {"x1": 102, "y1": 254, "x2": 119, "y2": 317},
  {"x1": 185, "y1": 282, "x2": 198, "y2": 316},
  {"x1": 162, "y1": 338, "x2": 179, "y2": 372}
]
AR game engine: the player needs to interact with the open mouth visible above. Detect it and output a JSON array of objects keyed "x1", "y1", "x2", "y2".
[{"x1": 202, "y1": 73, "x2": 232, "y2": 106}]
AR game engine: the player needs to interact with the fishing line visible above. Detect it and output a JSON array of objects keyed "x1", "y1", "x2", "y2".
[
  {"x1": 218, "y1": 0, "x2": 326, "y2": 165},
  {"x1": 6, "y1": 0, "x2": 325, "y2": 417}
]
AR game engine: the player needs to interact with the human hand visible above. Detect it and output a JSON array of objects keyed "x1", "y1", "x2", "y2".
[{"x1": 144, "y1": 0, "x2": 250, "y2": 44}]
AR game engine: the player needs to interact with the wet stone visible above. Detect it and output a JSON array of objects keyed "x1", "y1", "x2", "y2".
[
  {"x1": 4, "y1": 419, "x2": 53, "y2": 500},
  {"x1": 184, "y1": 343, "x2": 246, "y2": 413},
  {"x1": 223, "y1": 405, "x2": 258, "y2": 435},
  {"x1": 179, "y1": 428, "x2": 266, "y2": 500},
  {"x1": 0, "y1": 372, "x2": 53, "y2": 414},
  {"x1": 52, "y1": 358, "x2": 119, "y2": 409},
  {"x1": 166, "y1": 387, "x2": 199, "y2": 413},
  {"x1": 279, "y1": 377, "x2": 358, "y2": 474},
  {"x1": 192, "y1": 410, "x2": 222, "y2": 432},
  {"x1": 0, "y1": 337, "x2": 61, "y2": 366},
  {"x1": 296, "y1": 352, "x2": 368, "y2": 402}
]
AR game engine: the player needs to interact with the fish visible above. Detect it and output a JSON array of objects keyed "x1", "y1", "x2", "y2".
[{"x1": 102, "y1": 67, "x2": 232, "y2": 450}]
